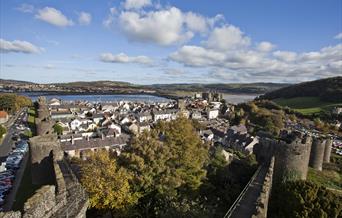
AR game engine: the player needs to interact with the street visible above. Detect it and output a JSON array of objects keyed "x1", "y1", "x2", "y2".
[{"x1": 0, "y1": 108, "x2": 25, "y2": 161}]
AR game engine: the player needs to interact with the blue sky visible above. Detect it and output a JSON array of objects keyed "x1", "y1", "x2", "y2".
[{"x1": 0, "y1": 0, "x2": 341, "y2": 84}]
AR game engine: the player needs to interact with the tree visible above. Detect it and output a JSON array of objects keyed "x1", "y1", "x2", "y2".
[
  {"x1": 0, "y1": 125, "x2": 7, "y2": 139},
  {"x1": 0, "y1": 94, "x2": 32, "y2": 113},
  {"x1": 53, "y1": 124, "x2": 63, "y2": 135},
  {"x1": 269, "y1": 180, "x2": 342, "y2": 218},
  {"x1": 120, "y1": 116, "x2": 209, "y2": 216},
  {"x1": 80, "y1": 151, "x2": 138, "y2": 212}
]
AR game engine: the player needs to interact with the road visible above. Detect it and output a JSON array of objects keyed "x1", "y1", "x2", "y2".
[
  {"x1": 0, "y1": 108, "x2": 25, "y2": 161},
  {"x1": 2, "y1": 152, "x2": 29, "y2": 211}
]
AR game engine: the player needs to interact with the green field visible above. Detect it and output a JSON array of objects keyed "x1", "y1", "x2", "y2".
[{"x1": 273, "y1": 97, "x2": 342, "y2": 115}]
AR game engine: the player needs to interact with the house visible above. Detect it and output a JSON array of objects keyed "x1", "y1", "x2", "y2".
[
  {"x1": 153, "y1": 110, "x2": 173, "y2": 122},
  {"x1": 127, "y1": 123, "x2": 139, "y2": 135},
  {"x1": 51, "y1": 111, "x2": 74, "y2": 120},
  {"x1": 120, "y1": 117, "x2": 131, "y2": 125},
  {"x1": 61, "y1": 134, "x2": 130, "y2": 158},
  {"x1": 0, "y1": 111, "x2": 9, "y2": 124},
  {"x1": 102, "y1": 104, "x2": 118, "y2": 112},
  {"x1": 202, "y1": 129, "x2": 214, "y2": 141},
  {"x1": 108, "y1": 123, "x2": 121, "y2": 135},
  {"x1": 207, "y1": 109, "x2": 219, "y2": 119},
  {"x1": 70, "y1": 119, "x2": 82, "y2": 131},
  {"x1": 191, "y1": 111, "x2": 202, "y2": 119},
  {"x1": 92, "y1": 114, "x2": 103, "y2": 124},
  {"x1": 136, "y1": 112, "x2": 152, "y2": 123},
  {"x1": 49, "y1": 98, "x2": 61, "y2": 106}
]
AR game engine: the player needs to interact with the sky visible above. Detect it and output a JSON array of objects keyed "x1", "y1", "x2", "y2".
[{"x1": 0, "y1": 0, "x2": 341, "y2": 84}]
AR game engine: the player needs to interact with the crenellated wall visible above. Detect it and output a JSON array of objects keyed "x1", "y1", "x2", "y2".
[
  {"x1": 0, "y1": 96, "x2": 88, "y2": 218},
  {"x1": 273, "y1": 131, "x2": 312, "y2": 183},
  {"x1": 252, "y1": 156, "x2": 275, "y2": 218}
]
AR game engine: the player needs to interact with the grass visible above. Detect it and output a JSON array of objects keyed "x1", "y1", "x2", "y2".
[
  {"x1": 273, "y1": 97, "x2": 342, "y2": 115},
  {"x1": 307, "y1": 154, "x2": 342, "y2": 191}
]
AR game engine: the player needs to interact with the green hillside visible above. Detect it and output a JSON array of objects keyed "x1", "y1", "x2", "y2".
[
  {"x1": 274, "y1": 97, "x2": 342, "y2": 115},
  {"x1": 261, "y1": 76, "x2": 342, "y2": 102}
]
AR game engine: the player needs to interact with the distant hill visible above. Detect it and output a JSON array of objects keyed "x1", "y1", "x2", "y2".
[
  {"x1": 0, "y1": 79, "x2": 289, "y2": 95},
  {"x1": 54, "y1": 80, "x2": 136, "y2": 88},
  {"x1": 149, "y1": 82, "x2": 290, "y2": 94},
  {"x1": 0, "y1": 79, "x2": 36, "y2": 85},
  {"x1": 261, "y1": 77, "x2": 342, "y2": 102}
]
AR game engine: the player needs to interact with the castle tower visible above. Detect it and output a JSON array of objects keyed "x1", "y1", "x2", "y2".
[
  {"x1": 323, "y1": 137, "x2": 332, "y2": 163},
  {"x1": 309, "y1": 137, "x2": 326, "y2": 171},
  {"x1": 274, "y1": 131, "x2": 312, "y2": 184}
]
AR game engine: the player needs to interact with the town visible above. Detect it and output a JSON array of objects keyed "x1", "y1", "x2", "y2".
[{"x1": 0, "y1": 85, "x2": 341, "y2": 217}]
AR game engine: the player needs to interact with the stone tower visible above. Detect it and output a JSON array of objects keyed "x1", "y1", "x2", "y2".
[
  {"x1": 29, "y1": 96, "x2": 63, "y2": 185},
  {"x1": 273, "y1": 131, "x2": 312, "y2": 184},
  {"x1": 309, "y1": 137, "x2": 326, "y2": 171},
  {"x1": 323, "y1": 137, "x2": 332, "y2": 163}
]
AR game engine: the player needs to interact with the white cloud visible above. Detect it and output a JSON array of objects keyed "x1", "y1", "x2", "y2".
[
  {"x1": 78, "y1": 12, "x2": 91, "y2": 25},
  {"x1": 123, "y1": 0, "x2": 152, "y2": 10},
  {"x1": 119, "y1": 7, "x2": 193, "y2": 45},
  {"x1": 273, "y1": 51, "x2": 297, "y2": 62},
  {"x1": 170, "y1": 41, "x2": 342, "y2": 83},
  {"x1": 170, "y1": 45, "x2": 226, "y2": 67},
  {"x1": 16, "y1": 4, "x2": 34, "y2": 13},
  {"x1": 184, "y1": 12, "x2": 208, "y2": 33},
  {"x1": 103, "y1": 7, "x2": 117, "y2": 27},
  {"x1": 334, "y1": 33, "x2": 342, "y2": 40},
  {"x1": 0, "y1": 38, "x2": 43, "y2": 54},
  {"x1": 205, "y1": 25, "x2": 251, "y2": 51},
  {"x1": 100, "y1": 53, "x2": 153, "y2": 65},
  {"x1": 35, "y1": 7, "x2": 73, "y2": 27},
  {"x1": 257, "y1": 41, "x2": 275, "y2": 52}
]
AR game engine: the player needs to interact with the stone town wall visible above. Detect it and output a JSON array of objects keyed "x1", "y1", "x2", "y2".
[
  {"x1": 35, "y1": 119, "x2": 55, "y2": 136},
  {"x1": 323, "y1": 138, "x2": 332, "y2": 163},
  {"x1": 252, "y1": 157, "x2": 275, "y2": 218},
  {"x1": 29, "y1": 134, "x2": 63, "y2": 185},
  {"x1": 309, "y1": 137, "x2": 326, "y2": 171},
  {"x1": 22, "y1": 186, "x2": 56, "y2": 218},
  {"x1": 0, "y1": 156, "x2": 87, "y2": 218}
]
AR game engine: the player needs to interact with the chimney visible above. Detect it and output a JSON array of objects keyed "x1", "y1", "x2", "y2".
[
  {"x1": 71, "y1": 135, "x2": 75, "y2": 145},
  {"x1": 87, "y1": 135, "x2": 90, "y2": 141},
  {"x1": 102, "y1": 133, "x2": 105, "y2": 140}
]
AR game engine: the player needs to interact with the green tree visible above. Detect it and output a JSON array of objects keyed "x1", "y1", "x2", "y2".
[
  {"x1": 120, "y1": 116, "x2": 209, "y2": 216},
  {"x1": 80, "y1": 151, "x2": 138, "y2": 212},
  {"x1": 0, "y1": 94, "x2": 32, "y2": 113},
  {"x1": 269, "y1": 180, "x2": 342, "y2": 218},
  {"x1": 0, "y1": 125, "x2": 7, "y2": 139},
  {"x1": 53, "y1": 124, "x2": 64, "y2": 135}
]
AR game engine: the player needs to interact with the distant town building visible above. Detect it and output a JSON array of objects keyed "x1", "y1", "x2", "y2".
[
  {"x1": 207, "y1": 109, "x2": 219, "y2": 119},
  {"x1": 0, "y1": 111, "x2": 9, "y2": 124}
]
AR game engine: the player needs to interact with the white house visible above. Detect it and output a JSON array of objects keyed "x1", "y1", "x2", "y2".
[
  {"x1": 136, "y1": 112, "x2": 152, "y2": 123},
  {"x1": 153, "y1": 110, "x2": 172, "y2": 122},
  {"x1": 191, "y1": 111, "x2": 202, "y2": 119},
  {"x1": 120, "y1": 117, "x2": 131, "y2": 125},
  {"x1": 70, "y1": 119, "x2": 82, "y2": 131},
  {"x1": 109, "y1": 123, "x2": 121, "y2": 136},
  {"x1": 207, "y1": 109, "x2": 219, "y2": 119}
]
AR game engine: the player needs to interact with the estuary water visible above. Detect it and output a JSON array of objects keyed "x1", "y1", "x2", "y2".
[
  {"x1": 22, "y1": 93, "x2": 170, "y2": 103},
  {"x1": 20, "y1": 92, "x2": 257, "y2": 104}
]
